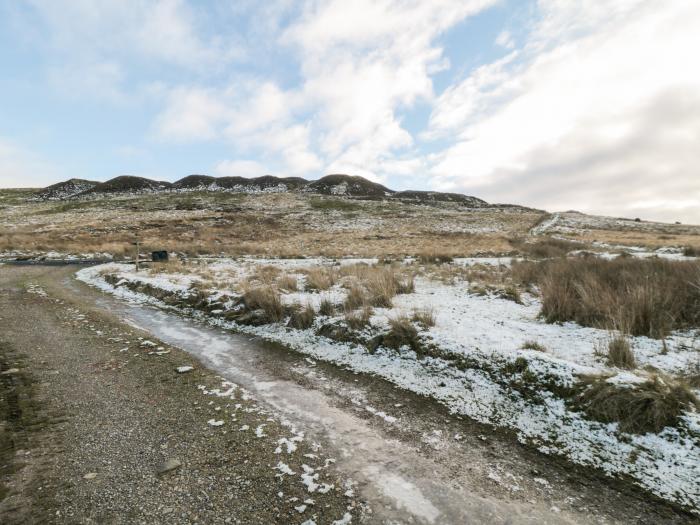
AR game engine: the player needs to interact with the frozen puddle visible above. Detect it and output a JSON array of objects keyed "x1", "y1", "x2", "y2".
[{"x1": 88, "y1": 291, "x2": 568, "y2": 524}]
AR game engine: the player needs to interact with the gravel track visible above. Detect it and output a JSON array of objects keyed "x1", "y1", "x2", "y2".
[{"x1": 0, "y1": 265, "x2": 696, "y2": 524}]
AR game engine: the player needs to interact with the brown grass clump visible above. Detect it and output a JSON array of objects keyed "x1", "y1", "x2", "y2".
[
  {"x1": 344, "y1": 285, "x2": 368, "y2": 310},
  {"x1": 383, "y1": 315, "x2": 421, "y2": 351},
  {"x1": 276, "y1": 274, "x2": 298, "y2": 291},
  {"x1": 683, "y1": 246, "x2": 700, "y2": 257},
  {"x1": 411, "y1": 308, "x2": 435, "y2": 328},
  {"x1": 305, "y1": 267, "x2": 337, "y2": 291},
  {"x1": 365, "y1": 268, "x2": 398, "y2": 307},
  {"x1": 252, "y1": 265, "x2": 281, "y2": 284},
  {"x1": 578, "y1": 375, "x2": 698, "y2": 434},
  {"x1": 607, "y1": 337, "x2": 636, "y2": 369},
  {"x1": 417, "y1": 253, "x2": 454, "y2": 264},
  {"x1": 318, "y1": 298, "x2": 335, "y2": 317},
  {"x1": 521, "y1": 340, "x2": 547, "y2": 352},
  {"x1": 242, "y1": 286, "x2": 284, "y2": 322},
  {"x1": 345, "y1": 306, "x2": 373, "y2": 330},
  {"x1": 513, "y1": 257, "x2": 700, "y2": 338},
  {"x1": 510, "y1": 237, "x2": 581, "y2": 259},
  {"x1": 287, "y1": 303, "x2": 316, "y2": 330}
]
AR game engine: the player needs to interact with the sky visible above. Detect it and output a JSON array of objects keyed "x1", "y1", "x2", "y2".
[{"x1": 1, "y1": 0, "x2": 699, "y2": 224}]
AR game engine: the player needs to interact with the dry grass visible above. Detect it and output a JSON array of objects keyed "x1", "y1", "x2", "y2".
[
  {"x1": 318, "y1": 298, "x2": 335, "y2": 317},
  {"x1": 607, "y1": 337, "x2": 636, "y2": 369},
  {"x1": 521, "y1": 340, "x2": 547, "y2": 352},
  {"x1": 252, "y1": 265, "x2": 281, "y2": 285},
  {"x1": 343, "y1": 285, "x2": 368, "y2": 310},
  {"x1": 578, "y1": 375, "x2": 698, "y2": 433},
  {"x1": 514, "y1": 257, "x2": 700, "y2": 338},
  {"x1": 509, "y1": 237, "x2": 582, "y2": 259},
  {"x1": 684, "y1": 246, "x2": 700, "y2": 257},
  {"x1": 383, "y1": 315, "x2": 421, "y2": 351},
  {"x1": 345, "y1": 306, "x2": 373, "y2": 330},
  {"x1": 287, "y1": 303, "x2": 316, "y2": 329},
  {"x1": 411, "y1": 308, "x2": 436, "y2": 328},
  {"x1": 276, "y1": 274, "x2": 298, "y2": 291},
  {"x1": 304, "y1": 267, "x2": 337, "y2": 291},
  {"x1": 242, "y1": 286, "x2": 284, "y2": 322},
  {"x1": 365, "y1": 269, "x2": 398, "y2": 308},
  {"x1": 417, "y1": 253, "x2": 454, "y2": 264},
  {"x1": 341, "y1": 265, "x2": 415, "y2": 308}
]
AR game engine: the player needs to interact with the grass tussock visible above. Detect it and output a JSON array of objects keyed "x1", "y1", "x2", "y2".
[
  {"x1": 242, "y1": 286, "x2": 284, "y2": 322},
  {"x1": 287, "y1": 303, "x2": 316, "y2": 330},
  {"x1": 521, "y1": 340, "x2": 547, "y2": 352},
  {"x1": 417, "y1": 253, "x2": 454, "y2": 265},
  {"x1": 383, "y1": 315, "x2": 421, "y2": 351},
  {"x1": 513, "y1": 257, "x2": 700, "y2": 338},
  {"x1": 607, "y1": 337, "x2": 636, "y2": 369},
  {"x1": 365, "y1": 268, "x2": 398, "y2": 307},
  {"x1": 252, "y1": 265, "x2": 281, "y2": 285},
  {"x1": 343, "y1": 285, "x2": 368, "y2": 310},
  {"x1": 683, "y1": 246, "x2": 700, "y2": 257},
  {"x1": 510, "y1": 237, "x2": 581, "y2": 259},
  {"x1": 305, "y1": 267, "x2": 337, "y2": 291},
  {"x1": 411, "y1": 308, "x2": 436, "y2": 329},
  {"x1": 345, "y1": 306, "x2": 373, "y2": 330},
  {"x1": 276, "y1": 274, "x2": 298, "y2": 291},
  {"x1": 578, "y1": 375, "x2": 698, "y2": 434},
  {"x1": 318, "y1": 297, "x2": 335, "y2": 316}
]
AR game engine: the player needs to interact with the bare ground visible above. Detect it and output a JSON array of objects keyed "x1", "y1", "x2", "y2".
[{"x1": 0, "y1": 264, "x2": 697, "y2": 524}]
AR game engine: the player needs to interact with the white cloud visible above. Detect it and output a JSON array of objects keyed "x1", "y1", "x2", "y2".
[
  {"x1": 0, "y1": 138, "x2": 59, "y2": 188},
  {"x1": 152, "y1": 0, "x2": 495, "y2": 180},
  {"x1": 154, "y1": 86, "x2": 234, "y2": 142},
  {"x1": 25, "y1": 0, "x2": 238, "y2": 69},
  {"x1": 427, "y1": 0, "x2": 700, "y2": 222},
  {"x1": 214, "y1": 159, "x2": 268, "y2": 178},
  {"x1": 495, "y1": 30, "x2": 514, "y2": 49}
]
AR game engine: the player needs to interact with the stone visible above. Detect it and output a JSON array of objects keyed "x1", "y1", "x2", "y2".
[{"x1": 156, "y1": 458, "x2": 182, "y2": 475}]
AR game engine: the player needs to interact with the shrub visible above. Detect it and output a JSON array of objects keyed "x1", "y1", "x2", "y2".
[
  {"x1": 242, "y1": 286, "x2": 284, "y2": 322},
  {"x1": 411, "y1": 308, "x2": 435, "y2": 328},
  {"x1": 287, "y1": 303, "x2": 315, "y2": 329},
  {"x1": 514, "y1": 257, "x2": 700, "y2": 338},
  {"x1": 607, "y1": 337, "x2": 636, "y2": 369},
  {"x1": 318, "y1": 298, "x2": 335, "y2": 316},
  {"x1": 277, "y1": 274, "x2": 298, "y2": 291},
  {"x1": 521, "y1": 340, "x2": 546, "y2": 352},
  {"x1": 578, "y1": 375, "x2": 698, "y2": 433},
  {"x1": 345, "y1": 306, "x2": 373, "y2": 330}
]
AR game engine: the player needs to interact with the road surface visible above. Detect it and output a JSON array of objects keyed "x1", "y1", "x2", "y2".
[{"x1": 0, "y1": 265, "x2": 695, "y2": 524}]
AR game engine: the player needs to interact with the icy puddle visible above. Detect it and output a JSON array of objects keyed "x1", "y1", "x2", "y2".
[{"x1": 84, "y1": 287, "x2": 574, "y2": 524}]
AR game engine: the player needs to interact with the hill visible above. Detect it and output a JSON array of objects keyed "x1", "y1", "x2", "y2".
[
  {"x1": 35, "y1": 178, "x2": 99, "y2": 200},
  {"x1": 82, "y1": 175, "x2": 172, "y2": 195},
  {"x1": 35, "y1": 172, "x2": 490, "y2": 206},
  {"x1": 303, "y1": 174, "x2": 393, "y2": 197}
]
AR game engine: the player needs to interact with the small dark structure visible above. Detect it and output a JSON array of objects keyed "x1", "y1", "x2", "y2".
[{"x1": 151, "y1": 250, "x2": 169, "y2": 262}]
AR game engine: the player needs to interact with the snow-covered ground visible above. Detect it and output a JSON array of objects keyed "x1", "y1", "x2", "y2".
[{"x1": 77, "y1": 258, "x2": 700, "y2": 513}]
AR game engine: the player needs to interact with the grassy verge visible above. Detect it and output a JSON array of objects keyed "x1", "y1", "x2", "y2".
[{"x1": 513, "y1": 257, "x2": 700, "y2": 338}]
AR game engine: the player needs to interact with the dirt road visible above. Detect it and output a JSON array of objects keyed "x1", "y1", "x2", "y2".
[{"x1": 0, "y1": 265, "x2": 696, "y2": 524}]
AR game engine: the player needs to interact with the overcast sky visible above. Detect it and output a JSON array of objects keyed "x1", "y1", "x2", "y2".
[{"x1": 1, "y1": 1, "x2": 698, "y2": 223}]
